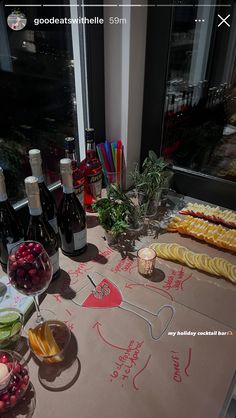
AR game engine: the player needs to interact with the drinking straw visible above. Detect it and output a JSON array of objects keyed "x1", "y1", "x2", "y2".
[
  {"x1": 117, "y1": 140, "x2": 122, "y2": 187},
  {"x1": 122, "y1": 144, "x2": 126, "y2": 189},
  {"x1": 96, "y1": 145, "x2": 108, "y2": 187},
  {"x1": 105, "y1": 140, "x2": 115, "y2": 173},
  {"x1": 111, "y1": 142, "x2": 117, "y2": 171},
  {"x1": 100, "y1": 143, "x2": 110, "y2": 173}
]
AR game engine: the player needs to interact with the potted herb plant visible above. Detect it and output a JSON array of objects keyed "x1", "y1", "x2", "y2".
[
  {"x1": 92, "y1": 188, "x2": 129, "y2": 245},
  {"x1": 131, "y1": 151, "x2": 173, "y2": 216},
  {"x1": 93, "y1": 184, "x2": 146, "y2": 244}
]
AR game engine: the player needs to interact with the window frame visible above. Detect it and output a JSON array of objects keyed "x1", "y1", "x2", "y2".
[{"x1": 141, "y1": 2, "x2": 236, "y2": 210}]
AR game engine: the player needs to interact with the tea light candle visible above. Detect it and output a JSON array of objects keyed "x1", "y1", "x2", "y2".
[
  {"x1": 0, "y1": 363, "x2": 10, "y2": 389},
  {"x1": 137, "y1": 247, "x2": 156, "y2": 276}
]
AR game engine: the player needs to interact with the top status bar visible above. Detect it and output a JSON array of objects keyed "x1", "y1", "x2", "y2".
[{"x1": 3, "y1": 3, "x2": 233, "y2": 6}]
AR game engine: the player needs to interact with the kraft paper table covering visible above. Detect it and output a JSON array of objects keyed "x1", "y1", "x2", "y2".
[
  {"x1": 105, "y1": 231, "x2": 236, "y2": 330},
  {"x1": 3, "y1": 264, "x2": 236, "y2": 418},
  {"x1": 1, "y1": 215, "x2": 236, "y2": 417}
]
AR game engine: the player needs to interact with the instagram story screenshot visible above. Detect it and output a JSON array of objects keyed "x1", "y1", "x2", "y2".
[{"x1": 0, "y1": 0, "x2": 236, "y2": 417}]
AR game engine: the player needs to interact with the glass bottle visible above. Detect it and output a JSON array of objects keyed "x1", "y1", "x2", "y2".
[
  {"x1": 81, "y1": 128, "x2": 102, "y2": 210},
  {"x1": 57, "y1": 158, "x2": 87, "y2": 256},
  {"x1": 0, "y1": 168, "x2": 24, "y2": 270},
  {"x1": 64, "y1": 137, "x2": 85, "y2": 207},
  {"x1": 25, "y1": 176, "x2": 60, "y2": 280},
  {"x1": 29, "y1": 149, "x2": 58, "y2": 234}
]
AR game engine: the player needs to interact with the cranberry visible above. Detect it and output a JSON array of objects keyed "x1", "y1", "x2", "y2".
[
  {"x1": 9, "y1": 271, "x2": 16, "y2": 279},
  {"x1": 26, "y1": 254, "x2": 35, "y2": 262},
  {"x1": 34, "y1": 243, "x2": 43, "y2": 254},
  {"x1": 2, "y1": 394, "x2": 10, "y2": 402},
  {"x1": 21, "y1": 251, "x2": 28, "y2": 258},
  {"x1": 10, "y1": 395, "x2": 17, "y2": 407},
  {"x1": 16, "y1": 389, "x2": 22, "y2": 399},
  {"x1": 16, "y1": 268, "x2": 25, "y2": 279},
  {"x1": 15, "y1": 252, "x2": 22, "y2": 260},
  {"x1": 16, "y1": 277, "x2": 26, "y2": 289},
  {"x1": 23, "y1": 375, "x2": 29, "y2": 384},
  {"x1": 10, "y1": 385, "x2": 17, "y2": 394},
  {"x1": 13, "y1": 375, "x2": 20, "y2": 384},
  {"x1": 28, "y1": 268, "x2": 37, "y2": 277},
  {"x1": 0, "y1": 354, "x2": 9, "y2": 363},
  {"x1": 9, "y1": 254, "x2": 16, "y2": 263},
  {"x1": 5, "y1": 400, "x2": 10, "y2": 408},
  {"x1": 18, "y1": 244, "x2": 27, "y2": 253},
  {"x1": 31, "y1": 276, "x2": 40, "y2": 285},
  {"x1": 11, "y1": 261, "x2": 18, "y2": 271},
  {"x1": 20, "y1": 368, "x2": 28, "y2": 377},
  {"x1": 16, "y1": 258, "x2": 25, "y2": 268},
  {"x1": 0, "y1": 400, "x2": 4, "y2": 412},
  {"x1": 23, "y1": 281, "x2": 32, "y2": 290},
  {"x1": 13, "y1": 363, "x2": 21, "y2": 374},
  {"x1": 27, "y1": 242, "x2": 35, "y2": 250}
]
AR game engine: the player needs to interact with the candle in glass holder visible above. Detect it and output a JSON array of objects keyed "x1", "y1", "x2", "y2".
[{"x1": 137, "y1": 247, "x2": 156, "y2": 276}]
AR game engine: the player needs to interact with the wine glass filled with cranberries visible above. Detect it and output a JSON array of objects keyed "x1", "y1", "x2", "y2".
[{"x1": 8, "y1": 241, "x2": 53, "y2": 326}]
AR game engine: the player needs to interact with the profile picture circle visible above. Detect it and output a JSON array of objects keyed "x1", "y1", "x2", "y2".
[{"x1": 7, "y1": 11, "x2": 27, "y2": 31}]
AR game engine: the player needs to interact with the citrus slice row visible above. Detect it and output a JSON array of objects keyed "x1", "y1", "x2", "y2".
[{"x1": 150, "y1": 242, "x2": 236, "y2": 284}]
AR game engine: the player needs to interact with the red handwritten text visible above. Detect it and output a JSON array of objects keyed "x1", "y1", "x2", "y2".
[
  {"x1": 92, "y1": 247, "x2": 114, "y2": 263},
  {"x1": 111, "y1": 257, "x2": 137, "y2": 274},
  {"x1": 171, "y1": 350, "x2": 182, "y2": 383},
  {"x1": 163, "y1": 268, "x2": 192, "y2": 291},
  {"x1": 110, "y1": 340, "x2": 145, "y2": 388}
]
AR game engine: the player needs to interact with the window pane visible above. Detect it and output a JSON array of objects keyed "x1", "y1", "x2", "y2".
[
  {"x1": 162, "y1": 1, "x2": 236, "y2": 183},
  {"x1": 0, "y1": 4, "x2": 77, "y2": 204}
]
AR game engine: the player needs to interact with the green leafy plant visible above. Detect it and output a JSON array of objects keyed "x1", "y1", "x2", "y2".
[
  {"x1": 93, "y1": 187, "x2": 129, "y2": 236},
  {"x1": 93, "y1": 184, "x2": 145, "y2": 236},
  {"x1": 131, "y1": 151, "x2": 173, "y2": 208}
]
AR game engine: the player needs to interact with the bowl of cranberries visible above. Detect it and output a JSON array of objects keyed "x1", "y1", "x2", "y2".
[
  {"x1": 0, "y1": 350, "x2": 30, "y2": 413},
  {"x1": 8, "y1": 241, "x2": 52, "y2": 296}
]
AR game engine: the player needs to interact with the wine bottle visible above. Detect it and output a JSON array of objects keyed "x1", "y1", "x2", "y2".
[
  {"x1": 57, "y1": 158, "x2": 87, "y2": 256},
  {"x1": 29, "y1": 149, "x2": 58, "y2": 234},
  {"x1": 0, "y1": 168, "x2": 24, "y2": 270},
  {"x1": 80, "y1": 128, "x2": 102, "y2": 210},
  {"x1": 64, "y1": 137, "x2": 85, "y2": 207},
  {"x1": 25, "y1": 176, "x2": 60, "y2": 279}
]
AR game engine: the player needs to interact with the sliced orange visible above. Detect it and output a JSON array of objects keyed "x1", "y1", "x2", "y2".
[
  {"x1": 28, "y1": 328, "x2": 45, "y2": 356},
  {"x1": 39, "y1": 322, "x2": 63, "y2": 363}
]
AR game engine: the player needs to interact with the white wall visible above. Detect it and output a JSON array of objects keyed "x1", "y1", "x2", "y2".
[{"x1": 104, "y1": 0, "x2": 147, "y2": 188}]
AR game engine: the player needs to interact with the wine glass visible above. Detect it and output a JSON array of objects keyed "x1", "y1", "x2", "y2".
[{"x1": 7, "y1": 241, "x2": 53, "y2": 326}]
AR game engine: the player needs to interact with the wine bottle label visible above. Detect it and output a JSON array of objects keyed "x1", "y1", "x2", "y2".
[
  {"x1": 87, "y1": 172, "x2": 102, "y2": 198},
  {"x1": 7, "y1": 238, "x2": 24, "y2": 254},
  {"x1": 48, "y1": 217, "x2": 58, "y2": 234},
  {"x1": 74, "y1": 183, "x2": 84, "y2": 207},
  {"x1": 73, "y1": 229, "x2": 87, "y2": 250},
  {"x1": 50, "y1": 251, "x2": 60, "y2": 275},
  {"x1": 75, "y1": 190, "x2": 84, "y2": 207}
]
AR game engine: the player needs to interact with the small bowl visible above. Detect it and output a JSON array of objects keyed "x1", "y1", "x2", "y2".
[
  {"x1": 0, "y1": 308, "x2": 23, "y2": 349},
  {"x1": 0, "y1": 350, "x2": 29, "y2": 413},
  {"x1": 28, "y1": 320, "x2": 71, "y2": 364}
]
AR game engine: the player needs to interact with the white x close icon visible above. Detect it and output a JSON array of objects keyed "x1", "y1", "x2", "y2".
[{"x1": 218, "y1": 14, "x2": 230, "y2": 27}]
